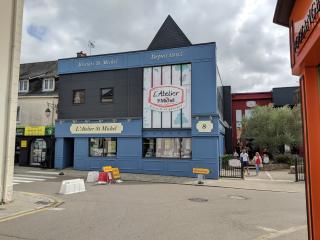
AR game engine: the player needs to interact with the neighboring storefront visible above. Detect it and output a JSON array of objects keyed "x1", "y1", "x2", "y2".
[
  {"x1": 274, "y1": 1, "x2": 320, "y2": 238},
  {"x1": 231, "y1": 87, "x2": 299, "y2": 151},
  {"x1": 15, "y1": 126, "x2": 55, "y2": 168},
  {"x1": 54, "y1": 16, "x2": 227, "y2": 179}
]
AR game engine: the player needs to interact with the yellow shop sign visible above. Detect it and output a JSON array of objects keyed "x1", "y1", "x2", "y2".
[{"x1": 24, "y1": 126, "x2": 46, "y2": 136}]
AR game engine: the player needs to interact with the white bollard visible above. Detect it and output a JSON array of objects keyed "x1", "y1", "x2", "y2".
[
  {"x1": 86, "y1": 171, "x2": 99, "y2": 183},
  {"x1": 59, "y1": 179, "x2": 86, "y2": 195}
]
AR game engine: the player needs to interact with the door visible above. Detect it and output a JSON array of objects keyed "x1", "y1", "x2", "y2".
[{"x1": 30, "y1": 138, "x2": 47, "y2": 166}]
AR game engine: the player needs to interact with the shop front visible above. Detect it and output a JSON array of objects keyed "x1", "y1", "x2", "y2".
[
  {"x1": 274, "y1": 1, "x2": 320, "y2": 238},
  {"x1": 55, "y1": 43, "x2": 225, "y2": 179},
  {"x1": 15, "y1": 126, "x2": 55, "y2": 168}
]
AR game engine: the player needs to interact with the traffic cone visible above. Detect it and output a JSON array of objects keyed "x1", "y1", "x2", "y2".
[{"x1": 97, "y1": 172, "x2": 107, "y2": 184}]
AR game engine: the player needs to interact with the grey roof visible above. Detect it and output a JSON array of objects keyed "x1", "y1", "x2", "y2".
[
  {"x1": 147, "y1": 15, "x2": 192, "y2": 50},
  {"x1": 272, "y1": 86, "x2": 300, "y2": 106},
  {"x1": 19, "y1": 61, "x2": 58, "y2": 97}
]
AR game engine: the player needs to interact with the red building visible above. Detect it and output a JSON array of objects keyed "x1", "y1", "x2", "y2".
[{"x1": 231, "y1": 92, "x2": 272, "y2": 151}]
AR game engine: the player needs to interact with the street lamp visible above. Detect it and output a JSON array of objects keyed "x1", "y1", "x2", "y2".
[{"x1": 45, "y1": 108, "x2": 51, "y2": 119}]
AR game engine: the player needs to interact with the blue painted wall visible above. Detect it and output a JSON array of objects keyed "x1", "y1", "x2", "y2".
[{"x1": 56, "y1": 43, "x2": 224, "y2": 179}]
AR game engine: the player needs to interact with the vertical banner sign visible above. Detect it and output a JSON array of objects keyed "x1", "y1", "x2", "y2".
[{"x1": 143, "y1": 64, "x2": 191, "y2": 129}]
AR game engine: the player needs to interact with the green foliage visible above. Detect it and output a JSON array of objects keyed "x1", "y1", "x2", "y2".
[
  {"x1": 221, "y1": 154, "x2": 234, "y2": 164},
  {"x1": 274, "y1": 154, "x2": 295, "y2": 165},
  {"x1": 241, "y1": 105, "x2": 302, "y2": 155}
]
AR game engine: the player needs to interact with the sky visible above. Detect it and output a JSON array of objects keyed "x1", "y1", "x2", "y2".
[{"x1": 21, "y1": 0, "x2": 299, "y2": 93}]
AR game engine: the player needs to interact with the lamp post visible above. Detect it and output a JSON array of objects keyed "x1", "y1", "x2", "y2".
[{"x1": 45, "y1": 102, "x2": 57, "y2": 126}]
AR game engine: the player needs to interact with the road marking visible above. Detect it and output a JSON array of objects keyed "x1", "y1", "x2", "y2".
[
  {"x1": 14, "y1": 174, "x2": 57, "y2": 179},
  {"x1": 245, "y1": 178, "x2": 293, "y2": 183},
  {"x1": 48, "y1": 208, "x2": 65, "y2": 211},
  {"x1": 27, "y1": 171, "x2": 59, "y2": 175},
  {"x1": 13, "y1": 179, "x2": 33, "y2": 183},
  {"x1": 255, "y1": 225, "x2": 307, "y2": 239},
  {"x1": 265, "y1": 172, "x2": 273, "y2": 181},
  {"x1": 257, "y1": 226, "x2": 278, "y2": 233},
  {"x1": 14, "y1": 177, "x2": 46, "y2": 181}
]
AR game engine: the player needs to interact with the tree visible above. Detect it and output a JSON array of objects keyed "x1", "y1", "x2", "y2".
[{"x1": 241, "y1": 105, "x2": 302, "y2": 155}]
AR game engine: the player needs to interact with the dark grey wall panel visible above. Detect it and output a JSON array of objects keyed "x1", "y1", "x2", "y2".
[
  {"x1": 223, "y1": 86, "x2": 233, "y2": 154},
  {"x1": 58, "y1": 68, "x2": 143, "y2": 119},
  {"x1": 272, "y1": 86, "x2": 299, "y2": 107}
]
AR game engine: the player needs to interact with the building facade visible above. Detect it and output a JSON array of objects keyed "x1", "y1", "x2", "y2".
[
  {"x1": 231, "y1": 87, "x2": 299, "y2": 151},
  {"x1": 16, "y1": 61, "x2": 58, "y2": 168},
  {"x1": 274, "y1": 1, "x2": 320, "y2": 238},
  {"x1": 54, "y1": 16, "x2": 226, "y2": 179}
]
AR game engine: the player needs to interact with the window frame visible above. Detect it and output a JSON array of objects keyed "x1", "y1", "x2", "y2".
[
  {"x1": 88, "y1": 137, "x2": 117, "y2": 157},
  {"x1": 42, "y1": 78, "x2": 55, "y2": 92},
  {"x1": 72, "y1": 89, "x2": 86, "y2": 105},
  {"x1": 19, "y1": 80, "x2": 29, "y2": 93},
  {"x1": 143, "y1": 137, "x2": 192, "y2": 159},
  {"x1": 100, "y1": 87, "x2": 114, "y2": 103}
]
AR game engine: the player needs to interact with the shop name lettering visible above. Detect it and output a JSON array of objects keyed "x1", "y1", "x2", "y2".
[
  {"x1": 75, "y1": 125, "x2": 118, "y2": 132},
  {"x1": 78, "y1": 58, "x2": 118, "y2": 67},
  {"x1": 151, "y1": 51, "x2": 183, "y2": 61},
  {"x1": 153, "y1": 90, "x2": 180, "y2": 103},
  {"x1": 294, "y1": 0, "x2": 320, "y2": 53}
]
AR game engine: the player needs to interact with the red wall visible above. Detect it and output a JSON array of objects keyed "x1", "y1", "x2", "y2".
[{"x1": 231, "y1": 92, "x2": 272, "y2": 150}]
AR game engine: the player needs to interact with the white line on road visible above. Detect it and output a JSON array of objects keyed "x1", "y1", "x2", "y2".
[
  {"x1": 14, "y1": 177, "x2": 46, "y2": 181},
  {"x1": 13, "y1": 179, "x2": 33, "y2": 183},
  {"x1": 265, "y1": 171, "x2": 274, "y2": 181},
  {"x1": 14, "y1": 174, "x2": 57, "y2": 179},
  {"x1": 27, "y1": 171, "x2": 59, "y2": 175},
  {"x1": 257, "y1": 226, "x2": 278, "y2": 233},
  {"x1": 245, "y1": 178, "x2": 293, "y2": 183},
  {"x1": 255, "y1": 225, "x2": 307, "y2": 240}
]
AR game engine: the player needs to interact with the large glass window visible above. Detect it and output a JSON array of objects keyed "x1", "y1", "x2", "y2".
[
  {"x1": 143, "y1": 138, "x2": 192, "y2": 159},
  {"x1": 73, "y1": 89, "x2": 85, "y2": 104},
  {"x1": 143, "y1": 64, "x2": 192, "y2": 129},
  {"x1": 89, "y1": 138, "x2": 117, "y2": 157}
]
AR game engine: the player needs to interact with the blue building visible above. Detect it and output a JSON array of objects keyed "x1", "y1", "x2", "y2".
[{"x1": 55, "y1": 16, "x2": 229, "y2": 179}]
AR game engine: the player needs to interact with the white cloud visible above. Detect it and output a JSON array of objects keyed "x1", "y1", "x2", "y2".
[{"x1": 21, "y1": 0, "x2": 298, "y2": 92}]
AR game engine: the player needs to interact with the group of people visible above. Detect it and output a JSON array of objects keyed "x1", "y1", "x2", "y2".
[{"x1": 234, "y1": 149, "x2": 268, "y2": 176}]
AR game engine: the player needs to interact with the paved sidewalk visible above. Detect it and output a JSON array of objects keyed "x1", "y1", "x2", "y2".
[
  {"x1": 0, "y1": 191, "x2": 61, "y2": 222},
  {"x1": 31, "y1": 167, "x2": 305, "y2": 193}
]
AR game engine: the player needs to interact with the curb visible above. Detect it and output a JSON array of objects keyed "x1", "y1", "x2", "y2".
[
  {"x1": 0, "y1": 192, "x2": 64, "y2": 223},
  {"x1": 121, "y1": 179, "x2": 302, "y2": 193}
]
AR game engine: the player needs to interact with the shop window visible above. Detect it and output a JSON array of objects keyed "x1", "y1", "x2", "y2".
[
  {"x1": 143, "y1": 138, "x2": 192, "y2": 159},
  {"x1": 19, "y1": 80, "x2": 29, "y2": 93},
  {"x1": 101, "y1": 88, "x2": 113, "y2": 103},
  {"x1": 73, "y1": 89, "x2": 85, "y2": 104},
  {"x1": 89, "y1": 138, "x2": 117, "y2": 157},
  {"x1": 42, "y1": 78, "x2": 55, "y2": 92}
]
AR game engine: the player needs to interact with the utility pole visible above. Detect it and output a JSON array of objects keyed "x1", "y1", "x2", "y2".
[{"x1": 0, "y1": 0, "x2": 24, "y2": 203}]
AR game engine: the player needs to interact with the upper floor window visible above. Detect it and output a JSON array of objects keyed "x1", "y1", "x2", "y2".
[
  {"x1": 19, "y1": 80, "x2": 29, "y2": 93},
  {"x1": 42, "y1": 78, "x2": 55, "y2": 92},
  {"x1": 73, "y1": 89, "x2": 85, "y2": 104},
  {"x1": 101, "y1": 88, "x2": 113, "y2": 103}
]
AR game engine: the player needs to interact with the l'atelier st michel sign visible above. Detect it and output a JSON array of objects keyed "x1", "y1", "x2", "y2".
[
  {"x1": 70, "y1": 123, "x2": 123, "y2": 134},
  {"x1": 148, "y1": 85, "x2": 186, "y2": 111}
]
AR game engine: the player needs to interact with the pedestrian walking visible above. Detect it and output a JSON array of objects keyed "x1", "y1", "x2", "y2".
[
  {"x1": 240, "y1": 149, "x2": 250, "y2": 175},
  {"x1": 253, "y1": 152, "x2": 262, "y2": 176}
]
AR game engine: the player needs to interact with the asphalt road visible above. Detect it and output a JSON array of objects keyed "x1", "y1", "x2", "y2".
[{"x1": 0, "y1": 170, "x2": 308, "y2": 240}]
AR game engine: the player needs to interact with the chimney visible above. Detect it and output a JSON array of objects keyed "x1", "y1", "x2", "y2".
[{"x1": 76, "y1": 51, "x2": 87, "y2": 58}]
